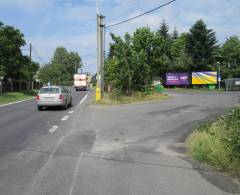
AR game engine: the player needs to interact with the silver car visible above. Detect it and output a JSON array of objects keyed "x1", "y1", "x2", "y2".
[{"x1": 36, "y1": 86, "x2": 72, "y2": 111}]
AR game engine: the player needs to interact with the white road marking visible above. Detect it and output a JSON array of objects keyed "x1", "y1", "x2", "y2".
[
  {"x1": 0, "y1": 98, "x2": 34, "y2": 108},
  {"x1": 77, "y1": 92, "x2": 89, "y2": 107},
  {"x1": 69, "y1": 153, "x2": 83, "y2": 195},
  {"x1": 49, "y1": 125, "x2": 58, "y2": 133},
  {"x1": 95, "y1": 129, "x2": 100, "y2": 132},
  {"x1": 68, "y1": 111, "x2": 74, "y2": 114},
  {"x1": 61, "y1": 115, "x2": 69, "y2": 121},
  {"x1": 26, "y1": 128, "x2": 76, "y2": 193},
  {"x1": 16, "y1": 150, "x2": 25, "y2": 158}
]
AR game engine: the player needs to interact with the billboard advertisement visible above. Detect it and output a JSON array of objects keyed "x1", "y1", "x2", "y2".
[
  {"x1": 166, "y1": 73, "x2": 190, "y2": 86},
  {"x1": 192, "y1": 71, "x2": 217, "y2": 85}
]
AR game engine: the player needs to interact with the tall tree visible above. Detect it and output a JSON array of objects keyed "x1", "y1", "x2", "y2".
[
  {"x1": 132, "y1": 27, "x2": 153, "y2": 86},
  {"x1": 171, "y1": 33, "x2": 192, "y2": 71},
  {"x1": 186, "y1": 20, "x2": 218, "y2": 71},
  {"x1": 152, "y1": 31, "x2": 172, "y2": 79},
  {"x1": 38, "y1": 47, "x2": 82, "y2": 85},
  {"x1": 20, "y1": 56, "x2": 39, "y2": 81},
  {"x1": 0, "y1": 21, "x2": 26, "y2": 80},
  {"x1": 68, "y1": 51, "x2": 82, "y2": 75},
  {"x1": 172, "y1": 27, "x2": 178, "y2": 40},
  {"x1": 219, "y1": 36, "x2": 240, "y2": 78},
  {"x1": 157, "y1": 19, "x2": 169, "y2": 39}
]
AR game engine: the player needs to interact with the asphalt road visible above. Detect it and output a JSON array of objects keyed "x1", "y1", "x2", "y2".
[{"x1": 0, "y1": 90, "x2": 239, "y2": 195}]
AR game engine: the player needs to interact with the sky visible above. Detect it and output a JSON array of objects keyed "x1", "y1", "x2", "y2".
[{"x1": 0, "y1": 0, "x2": 239, "y2": 73}]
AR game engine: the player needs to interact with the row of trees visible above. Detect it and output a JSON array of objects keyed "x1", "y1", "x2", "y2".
[
  {"x1": 38, "y1": 47, "x2": 83, "y2": 85},
  {"x1": 0, "y1": 21, "x2": 83, "y2": 89},
  {"x1": 0, "y1": 21, "x2": 39, "y2": 85},
  {"x1": 104, "y1": 20, "x2": 240, "y2": 92}
]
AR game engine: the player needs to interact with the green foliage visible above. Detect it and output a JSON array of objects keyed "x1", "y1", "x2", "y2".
[
  {"x1": 186, "y1": 20, "x2": 218, "y2": 71},
  {"x1": 37, "y1": 47, "x2": 82, "y2": 85},
  {"x1": 105, "y1": 30, "x2": 152, "y2": 93},
  {"x1": 170, "y1": 33, "x2": 192, "y2": 71},
  {"x1": 172, "y1": 27, "x2": 178, "y2": 40},
  {"x1": 218, "y1": 36, "x2": 240, "y2": 79},
  {"x1": 20, "y1": 56, "x2": 39, "y2": 81},
  {"x1": 157, "y1": 19, "x2": 170, "y2": 39},
  {"x1": 105, "y1": 19, "x2": 239, "y2": 94},
  {"x1": 0, "y1": 21, "x2": 39, "y2": 81},
  {"x1": 187, "y1": 108, "x2": 240, "y2": 176}
]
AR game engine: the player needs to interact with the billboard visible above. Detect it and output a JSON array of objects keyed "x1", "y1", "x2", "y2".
[
  {"x1": 192, "y1": 71, "x2": 217, "y2": 85},
  {"x1": 166, "y1": 73, "x2": 190, "y2": 86}
]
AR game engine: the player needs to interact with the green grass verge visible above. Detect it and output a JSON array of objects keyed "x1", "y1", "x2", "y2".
[
  {"x1": 186, "y1": 108, "x2": 240, "y2": 178},
  {"x1": 95, "y1": 92, "x2": 170, "y2": 105},
  {"x1": 0, "y1": 90, "x2": 37, "y2": 105}
]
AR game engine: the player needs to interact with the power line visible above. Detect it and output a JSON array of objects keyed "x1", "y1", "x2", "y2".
[
  {"x1": 20, "y1": 48, "x2": 29, "y2": 51},
  {"x1": 106, "y1": 0, "x2": 176, "y2": 29},
  {"x1": 31, "y1": 46, "x2": 48, "y2": 65},
  {"x1": 81, "y1": 54, "x2": 97, "y2": 59},
  {"x1": 104, "y1": 0, "x2": 134, "y2": 15},
  {"x1": 106, "y1": 0, "x2": 138, "y2": 19},
  {"x1": 106, "y1": 0, "x2": 163, "y2": 28},
  {"x1": 107, "y1": 0, "x2": 158, "y2": 23}
]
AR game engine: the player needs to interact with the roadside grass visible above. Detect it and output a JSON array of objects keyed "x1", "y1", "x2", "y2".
[
  {"x1": 186, "y1": 108, "x2": 240, "y2": 178},
  {"x1": 95, "y1": 91, "x2": 169, "y2": 105},
  {"x1": 0, "y1": 90, "x2": 37, "y2": 105}
]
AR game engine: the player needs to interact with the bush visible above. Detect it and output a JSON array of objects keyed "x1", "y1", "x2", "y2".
[
  {"x1": 109, "y1": 88, "x2": 122, "y2": 100},
  {"x1": 186, "y1": 108, "x2": 240, "y2": 177}
]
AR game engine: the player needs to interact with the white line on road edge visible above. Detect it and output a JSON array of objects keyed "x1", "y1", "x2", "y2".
[
  {"x1": 69, "y1": 153, "x2": 83, "y2": 195},
  {"x1": 78, "y1": 92, "x2": 89, "y2": 107},
  {"x1": 49, "y1": 126, "x2": 58, "y2": 133},
  {"x1": 61, "y1": 115, "x2": 69, "y2": 121},
  {"x1": 68, "y1": 111, "x2": 74, "y2": 114},
  {"x1": 0, "y1": 98, "x2": 34, "y2": 108}
]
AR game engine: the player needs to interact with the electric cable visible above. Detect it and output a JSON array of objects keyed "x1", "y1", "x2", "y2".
[{"x1": 105, "y1": 0, "x2": 176, "y2": 29}]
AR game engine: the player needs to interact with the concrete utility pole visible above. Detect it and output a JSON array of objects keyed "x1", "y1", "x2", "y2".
[
  {"x1": 99, "y1": 15, "x2": 105, "y2": 99},
  {"x1": 96, "y1": 13, "x2": 100, "y2": 101},
  {"x1": 96, "y1": 13, "x2": 105, "y2": 100}
]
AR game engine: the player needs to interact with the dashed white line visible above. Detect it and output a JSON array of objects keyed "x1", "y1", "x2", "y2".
[
  {"x1": 78, "y1": 92, "x2": 89, "y2": 107},
  {"x1": 49, "y1": 125, "x2": 58, "y2": 133},
  {"x1": 68, "y1": 111, "x2": 74, "y2": 114},
  {"x1": 61, "y1": 115, "x2": 69, "y2": 121},
  {"x1": 16, "y1": 150, "x2": 25, "y2": 158}
]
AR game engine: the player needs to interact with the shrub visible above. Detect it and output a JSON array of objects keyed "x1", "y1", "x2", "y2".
[{"x1": 186, "y1": 108, "x2": 240, "y2": 177}]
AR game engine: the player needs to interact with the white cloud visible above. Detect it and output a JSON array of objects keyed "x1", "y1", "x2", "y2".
[
  {"x1": 58, "y1": 5, "x2": 96, "y2": 22},
  {"x1": 0, "y1": 0, "x2": 52, "y2": 12},
  {"x1": 27, "y1": 33, "x2": 97, "y2": 73}
]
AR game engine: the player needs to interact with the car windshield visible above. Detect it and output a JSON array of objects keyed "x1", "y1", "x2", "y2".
[{"x1": 39, "y1": 88, "x2": 60, "y2": 94}]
